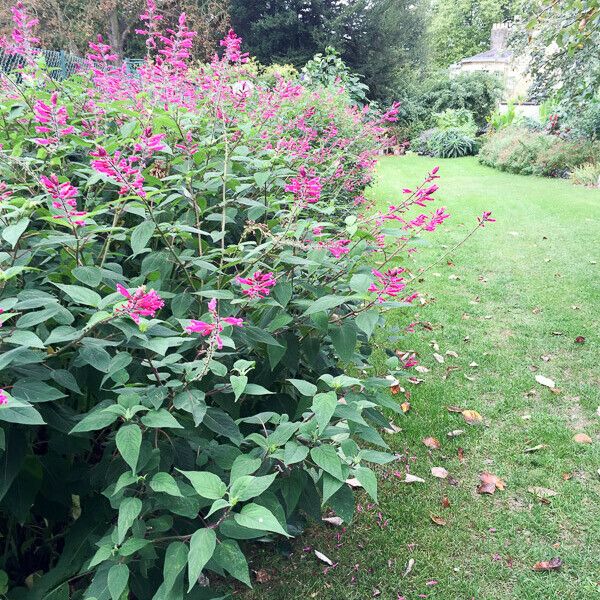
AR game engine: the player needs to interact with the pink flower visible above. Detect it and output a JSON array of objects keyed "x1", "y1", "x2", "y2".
[
  {"x1": 285, "y1": 167, "x2": 322, "y2": 204},
  {"x1": 0, "y1": 182, "x2": 13, "y2": 202},
  {"x1": 115, "y1": 284, "x2": 164, "y2": 324},
  {"x1": 186, "y1": 299, "x2": 244, "y2": 349},
  {"x1": 478, "y1": 211, "x2": 496, "y2": 226},
  {"x1": 32, "y1": 92, "x2": 73, "y2": 145},
  {"x1": 312, "y1": 226, "x2": 324, "y2": 235},
  {"x1": 134, "y1": 127, "x2": 166, "y2": 156},
  {"x1": 236, "y1": 270, "x2": 276, "y2": 299},
  {"x1": 40, "y1": 174, "x2": 87, "y2": 227},
  {"x1": 369, "y1": 268, "x2": 406, "y2": 302},
  {"x1": 220, "y1": 29, "x2": 249, "y2": 63},
  {"x1": 402, "y1": 354, "x2": 418, "y2": 369},
  {"x1": 323, "y1": 239, "x2": 351, "y2": 259},
  {"x1": 90, "y1": 147, "x2": 146, "y2": 197},
  {"x1": 0, "y1": 389, "x2": 7, "y2": 406}
]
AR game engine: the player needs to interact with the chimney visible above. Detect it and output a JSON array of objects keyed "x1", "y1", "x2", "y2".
[{"x1": 490, "y1": 22, "x2": 511, "y2": 52}]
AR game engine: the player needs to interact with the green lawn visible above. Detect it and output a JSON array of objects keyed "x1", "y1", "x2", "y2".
[{"x1": 242, "y1": 155, "x2": 600, "y2": 600}]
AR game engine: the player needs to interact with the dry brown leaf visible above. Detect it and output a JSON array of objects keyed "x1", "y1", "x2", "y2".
[
  {"x1": 403, "y1": 558, "x2": 415, "y2": 577},
  {"x1": 430, "y1": 340, "x2": 440, "y2": 351},
  {"x1": 462, "y1": 409, "x2": 483, "y2": 425},
  {"x1": 573, "y1": 433, "x2": 592, "y2": 444},
  {"x1": 322, "y1": 516, "x2": 344, "y2": 526},
  {"x1": 415, "y1": 365, "x2": 430, "y2": 373},
  {"x1": 457, "y1": 447, "x2": 465, "y2": 462},
  {"x1": 404, "y1": 473, "x2": 425, "y2": 483},
  {"x1": 528, "y1": 487, "x2": 557, "y2": 498},
  {"x1": 541, "y1": 355, "x2": 551, "y2": 362},
  {"x1": 469, "y1": 361, "x2": 479, "y2": 368},
  {"x1": 430, "y1": 514, "x2": 447, "y2": 526},
  {"x1": 254, "y1": 569, "x2": 272, "y2": 584},
  {"x1": 314, "y1": 550, "x2": 334, "y2": 566},
  {"x1": 433, "y1": 353, "x2": 445, "y2": 364},
  {"x1": 423, "y1": 436, "x2": 441, "y2": 450},
  {"x1": 532, "y1": 557, "x2": 562, "y2": 572},
  {"x1": 562, "y1": 472, "x2": 572, "y2": 481},
  {"x1": 447, "y1": 429, "x2": 465, "y2": 438},
  {"x1": 431, "y1": 467, "x2": 449, "y2": 479},
  {"x1": 441, "y1": 496, "x2": 451, "y2": 508},
  {"x1": 535, "y1": 374, "x2": 556, "y2": 388},
  {"x1": 401, "y1": 401, "x2": 411, "y2": 413},
  {"x1": 574, "y1": 336, "x2": 585, "y2": 344},
  {"x1": 477, "y1": 471, "x2": 506, "y2": 495},
  {"x1": 446, "y1": 350, "x2": 459, "y2": 358}
]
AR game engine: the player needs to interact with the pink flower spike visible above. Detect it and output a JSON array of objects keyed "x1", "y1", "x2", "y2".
[
  {"x1": 222, "y1": 317, "x2": 244, "y2": 327},
  {"x1": 186, "y1": 320, "x2": 215, "y2": 336},
  {"x1": 0, "y1": 388, "x2": 7, "y2": 406},
  {"x1": 235, "y1": 270, "x2": 276, "y2": 299},
  {"x1": 115, "y1": 285, "x2": 164, "y2": 323},
  {"x1": 478, "y1": 211, "x2": 496, "y2": 226}
]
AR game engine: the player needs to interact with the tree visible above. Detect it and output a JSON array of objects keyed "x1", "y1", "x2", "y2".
[{"x1": 427, "y1": 0, "x2": 517, "y2": 67}]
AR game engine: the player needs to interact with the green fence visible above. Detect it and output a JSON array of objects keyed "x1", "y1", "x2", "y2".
[{"x1": 0, "y1": 48, "x2": 145, "y2": 80}]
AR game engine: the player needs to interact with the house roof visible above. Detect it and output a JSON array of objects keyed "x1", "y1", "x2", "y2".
[{"x1": 460, "y1": 49, "x2": 513, "y2": 64}]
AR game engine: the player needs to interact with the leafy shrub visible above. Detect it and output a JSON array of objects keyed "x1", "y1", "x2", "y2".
[
  {"x1": 487, "y1": 102, "x2": 517, "y2": 132},
  {"x1": 0, "y1": 3, "x2": 490, "y2": 598},
  {"x1": 302, "y1": 46, "x2": 369, "y2": 103},
  {"x1": 479, "y1": 126, "x2": 598, "y2": 177},
  {"x1": 433, "y1": 108, "x2": 477, "y2": 136},
  {"x1": 426, "y1": 128, "x2": 479, "y2": 158},
  {"x1": 571, "y1": 162, "x2": 600, "y2": 187},
  {"x1": 563, "y1": 100, "x2": 600, "y2": 141}
]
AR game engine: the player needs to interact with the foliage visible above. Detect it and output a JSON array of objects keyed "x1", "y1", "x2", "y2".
[
  {"x1": 0, "y1": 0, "x2": 230, "y2": 58},
  {"x1": 428, "y1": 0, "x2": 517, "y2": 67},
  {"x1": 487, "y1": 101, "x2": 516, "y2": 131},
  {"x1": 571, "y1": 162, "x2": 600, "y2": 187},
  {"x1": 0, "y1": 3, "x2": 490, "y2": 598},
  {"x1": 479, "y1": 126, "x2": 599, "y2": 176},
  {"x1": 425, "y1": 128, "x2": 480, "y2": 158},
  {"x1": 301, "y1": 47, "x2": 368, "y2": 103},
  {"x1": 562, "y1": 100, "x2": 600, "y2": 140},
  {"x1": 434, "y1": 108, "x2": 478, "y2": 136}
]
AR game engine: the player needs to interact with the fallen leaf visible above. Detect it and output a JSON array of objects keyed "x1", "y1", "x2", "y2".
[
  {"x1": 521, "y1": 414, "x2": 532, "y2": 420},
  {"x1": 532, "y1": 557, "x2": 562, "y2": 572},
  {"x1": 314, "y1": 550, "x2": 334, "y2": 566},
  {"x1": 372, "y1": 588, "x2": 381, "y2": 597},
  {"x1": 528, "y1": 486, "x2": 557, "y2": 498},
  {"x1": 430, "y1": 340, "x2": 440, "y2": 351},
  {"x1": 541, "y1": 355, "x2": 551, "y2": 362},
  {"x1": 401, "y1": 401, "x2": 411, "y2": 413},
  {"x1": 597, "y1": 406, "x2": 600, "y2": 417},
  {"x1": 447, "y1": 405, "x2": 464, "y2": 413},
  {"x1": 423, "y1": 436, "x2": 441, "y2": 450},
  {"x1": 446, "y1": 350, "x2": 459, "y2": 358},
  {"x1": 441, "y1": 496, "x2": 451, "y2": 508},
  {"x1": 403, "y1": 558, "x2": 415, "y2": 577},
  {"x1": 254, "y1": 569, "x2": 271, "y2": 584},
  {"x1": 469, "y1": 361, "x2": 479, "y2": 368},
  {"x1": 462, "y1": 409, "x2": 483, "y2": 425},
  {"x1": 573, "y1": 433, "x2": 592, "y2": 444},
  {"x1": 390, "y1": 384, "x2": 402, "y2": 395},
  {"x1": 524, "y1": 444, "x2": 548, "y2": 453},
  {"x1": 574, "y1": 336, "x2": 585, "y2": 344},
  {"x1": 562, "y1": 472, "x2": 572, "y2": 481},
  {"x1": 433, "y1": 353, "x2": 445, "y2": 364},
  {"x1": 464, "y1": 374, "x2": 476, "y2": 381},
  {"x1": 535, "y1": 375, "x2": 556, "y2": 388},
  {"x1": 431, "y1": 467, "x2": 449, "y2": 479},
  {"x1": 430, "y1": 513, "x2": 447, "y2": 526},
  {"x1": 407, "y1": 377, "x2": 424, "y2": 385},
  {"x1": 345, "y1": 478, "x2": 361, "y2": 488},
  {"x1": 415, "y1": 365, "x2": 430, "y2": 373},
  {"x1": 457, "y1": 447, "x2": 465, "y2": 462},
  {"x1": 551, "y1": 331, "x2": 563, "y2": 336},
  {"x1": 477, "y1": 471, "x2": 506, "y2": 495},
  {"x1": 322, "y1": 516, "x2": 344, "y2": 526},
  {"x1": 404, "y1": 473, "x2": 425, "y2": 483},
  {"x1": 382, "y1": 422, "x2": 402, "y2": 434},
  {"x1": 529, "y1": 364, "x2": 539, "y2": 372},
  {"x1": 447, "y1": 429, "x2": 465, "y2": 438}
]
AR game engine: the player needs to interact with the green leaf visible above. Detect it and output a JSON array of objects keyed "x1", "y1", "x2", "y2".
[
  {"x1": 283, "y1": 441, "x2": 309, "y2": 465},
  {"x1": 354, "y1": 466, "x2": 378, "y2": 502},
  {"x1": 310, "y1": 445, "x2": 343, "y2": 480},
  {"x1": 163, "y1": 541, "x2": 188, "y2": 593},
  {"x1": 12, "y1": 379, "x2": 66, "y2": 404},
  {"x1": 328, "y1": 483, "x2": 354, "y2": 523},
  {"x1": 230, "y1": 375, "x2": 248, "y2": 401},
  {"x1": 107, "y1": 564, "x2": 129, "y2": 600},
  {"x1": 253, "y1": 171, "x2": 270, "y2": 187},
  {"x1": 229, "y1": 473, "x2": 277, "y2": 503},
  {"x1": 187, "y1": 528, "x2": 216, "y2": 592},
  {"x1": 116, "y1": 424, "x2": 142, "y2": 473},
  {"x1": 213, "y1": 539, "x2": 251, "y2": 587},
  {"x1": 88, "y1": 545, "x2": 112, "y2": 569},
  {"x1": 131, "y1": 221, "x2": 156, "y2": 255},
  {"x1": 72, "y1": 266, "x2": 103, "y2": 287},
  {"x1": 287, "y1": 378, "x2": 317, "y2": 397},
  {"x1": 230, "y1": 455, "x2": 262, "y2": 482},
  {"x1": 234, "y1": 503, "x2": 290, "y2": 537},
  {"x1": 71, "y1": 407, "x2": 118, "y2": 433},
  {"x1": 119, "y1": 538, "x2": 150, "y2": 556},
  {"x1": 117, "y1": 497, "x2": 142, "y2": 544},
  {"x1": 178, "y1": 470, "x2": 226, "y2": 500},
  {"x1": 311, "y1": 391, "x2": 337, "y2": 434},
  {"x1": 141, "y1": 409, "x2": 183, "y2": 429},
  {"x1": 53, "y1": 283, "x2": 101, "y2": 307},
  {"x1": 203, "y1": 407, "x2": 242, "y2": 445},
  {"x1": 329, "y1": 322, "x2": 357, "y2": 362},
  {"x1": 0, "y1": 398, "x2": 45, "y2": 425},
  {"x1": 356, "y1": 310, "x2": 379, "y2": 338},
  {"x1": 2, "y1": 218, "x2": 29, "y2": 248},
  {"x1": 5, "y1": 330, "x2": 45, "y2": 349},
  {"x1": 243, "y1": 383, "x2": 273, "y2": 395},
  {"x1": 150, "y1": 472, "x2": 183, "y2": 497},
  {"x1": 302, "y1": 295, "x2": 356, "y2": 316}
]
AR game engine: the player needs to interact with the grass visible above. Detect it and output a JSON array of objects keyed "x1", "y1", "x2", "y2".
[{"x1": 240, "y1": 155, "x2": 600, "y2": 599}]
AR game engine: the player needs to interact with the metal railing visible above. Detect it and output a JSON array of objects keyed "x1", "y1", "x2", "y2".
[{"x1": 0, "y1": 48, "x2": 145, "y2": 80}]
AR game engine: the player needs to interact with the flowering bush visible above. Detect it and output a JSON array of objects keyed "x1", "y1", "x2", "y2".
[{"x1": 0, "y1": 2, "x2": 492, "y2": 597}]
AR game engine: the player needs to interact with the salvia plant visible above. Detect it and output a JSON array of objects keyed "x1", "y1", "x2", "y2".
[{"x1": 0, "y1": 2, "x2": 494, "y2": 598}]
